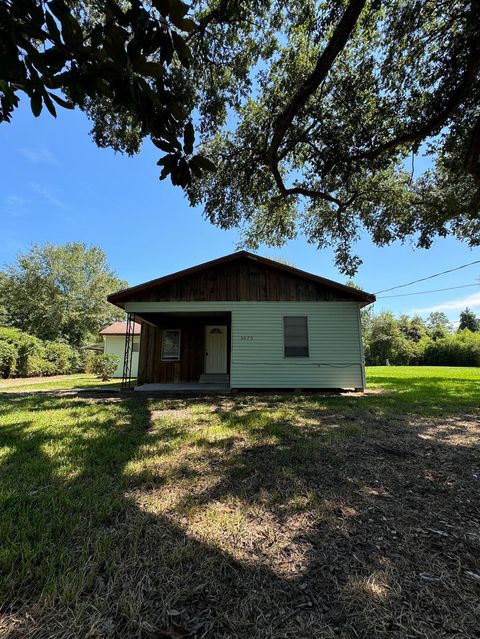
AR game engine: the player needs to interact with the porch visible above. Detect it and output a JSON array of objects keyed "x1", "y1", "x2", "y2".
[
  {"x1": 134, "y1": 382, "x2": 231, "y2": 393},
  {"x1": 134, "y1": 311, "x2": 232, "y2": 387}
]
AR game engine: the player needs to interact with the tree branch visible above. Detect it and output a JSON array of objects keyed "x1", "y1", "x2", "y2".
[
  {"x1": 266, "y1": 0, "x2": 368, "y2": 200},
  {"x1": 336, "y1": 21, "x2": 480, "y2": 166},
  {"x1": 465, "y1": 113, "x2": 480, "y2": 186}
]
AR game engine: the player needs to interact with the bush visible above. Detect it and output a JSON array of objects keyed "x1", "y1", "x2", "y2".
[
  {"x1": 43, "y1": 341, "x2": 75, "y2": 375},
  {"x1": 90, "y1": 353, "x2": 120, "y2": 381},
  {"x1": 82, "y1": 350, "x2": 98, "y2": 375},
  {"x1": 0, "y1": 341, "x2": 17, "y2": 378},
  {"x1": 364, "y1": 311, "x2": 480, "y2": 367},
  {"x1": 422, "y1": 329, "x2": 480, "y2": 366},
  {"x1": 0, "y1": 327, "x2": 44, "y2": 377},
  {"x1": 0, "y1": 327, "x2": 85, "y2": 378}
]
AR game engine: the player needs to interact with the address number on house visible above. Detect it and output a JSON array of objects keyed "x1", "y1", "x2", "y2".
[{"x1": 240, "y1": 335, "x2": 254, "y2": 341}]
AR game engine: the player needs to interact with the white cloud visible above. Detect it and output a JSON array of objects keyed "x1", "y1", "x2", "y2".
[
  {"x1": 30, "y1": 183, "x2": 64, "y2": 207},
  {"x1": 412, "y1": 290, "x2": 480, "y2": 315},
  {"x1": 19, "y1": 147, "x2": 57, "y2": 165}
]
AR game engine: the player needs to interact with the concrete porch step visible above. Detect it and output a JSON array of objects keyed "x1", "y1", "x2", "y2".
[{"x1": 198, "y1": 373, "x2": 230, "y2": 384}]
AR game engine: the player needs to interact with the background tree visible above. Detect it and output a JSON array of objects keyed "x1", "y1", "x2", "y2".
[
  {"x1": 0, "y1": 243, "x2": 126, "y2": 346},
  {"x1": 427, "y1": 312, "x2": 453, "y2": 339},
  {"x1": 458, "y1": 307, "x2": 480, "y2": 332},
  {"x1": 398, "y1": 314, "x2": 429, "y2": 343},
  {"x1": 2, "y1": 1, "x2": 480, "y2": 273},
  {"x1": 361, "y1": 307, "x2": 480, "y2": 366},
  {"x1": 363, "y1": 311, "x2": 418, "y2": 366}
]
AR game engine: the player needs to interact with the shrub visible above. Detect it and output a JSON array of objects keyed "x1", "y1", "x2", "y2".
[
  {"x1": 70, "y1": 349, "x2": 84, "y2": 373},
  {"x1": 90, "y1": 354, "x2": 120, "y2": 381},
  {"x1": 82, "y1": 350, "x2": 98, "y2": 375},
  {"x1": 43, "y1": 341, "x2": 75, "y2": 375},
  {"x1": 0, "y1": 327, "x2": 44, "y2": 377},
  {"x1": 0, "y1": 341, "x2": 17, "y2": 378},
  {"x1": 0, "y1": 327, "x2": 85, "y2": 378},
  {"x1": 422, "y1": 329, "x2": 480, "y2": 366}
]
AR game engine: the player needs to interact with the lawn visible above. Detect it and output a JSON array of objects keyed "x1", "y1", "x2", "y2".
[
  {"x1": 0, "y1": 367, "x2": 479, "y2": 638},
  {"x1": 0, "y1": 373, "x2": 126, "y2": 392}
]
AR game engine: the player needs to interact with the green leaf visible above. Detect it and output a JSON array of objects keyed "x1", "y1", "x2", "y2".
[
  {"x1": 134, "y1": 60, "x2": 164, "y2": 79},
  {"x1": 152, "y1": 139, "x2": 177, "y2": 153},
  {"x1": 169, "y1": 0, "x2": 189, "y2": 23},
  {"x1": 183, "y1": 121, "x2": 194, "y2": 155},
  {"x1": 45, "y1": 11, "x2": 61, "y2": 43},
  {"x1": 103, "y1": 25, "x2": 129, "y2": 64},
  {"x1": 30, "y1": 92, "x2": 43, "y2": 117},
  {"x1": 49, "y1": 0, "x2": 83, "y2": 47},
  {"x1": 43, "y1": 91, "x2": 57, "y2": 117},
  {"x1": 157, "y1": 153, "x2": 176, "y2": 180},
  {"x1": 171, "y1": 31, "x2": 191, "y2": 68},
  {"x1": 191, "y1": 154, "x2": 216, "y2": 171},
  {"x1": 48, "y1": 92, "x2": 74, "y2": 109},
  {"x1": 168, "y1": 100, "x2": 186, "y2": 121},
  {"x1": 48, "y1": 0, "x2": 70, "y2": 22},
  {"x1": 152, "y1": 0, "x2": 170, "y2": 17},
  {"x1": 175, "y1": 18, "x2": 196, "y2": 33}
]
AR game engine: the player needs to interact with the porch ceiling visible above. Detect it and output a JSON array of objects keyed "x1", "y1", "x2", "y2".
[{"x1": 134, "y1": 311, "x2": 231, "y2": 327}]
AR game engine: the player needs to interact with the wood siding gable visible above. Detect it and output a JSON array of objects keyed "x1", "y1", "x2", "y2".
[{"x1": 111, "y1": 256, "x2": 363, "y2": 304}]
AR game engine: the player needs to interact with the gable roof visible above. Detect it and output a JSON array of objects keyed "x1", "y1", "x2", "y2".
[
  {"x1": 100, "y1": 321, "x2": 141, "y2": 335},
  {"x1": 108, "y1": 251, "x2": 375, "y2": 307}
]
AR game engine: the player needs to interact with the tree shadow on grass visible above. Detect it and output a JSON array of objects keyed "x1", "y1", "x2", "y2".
[{"x1": 0, "y1": 393, "x2": 479, "y2": 638}]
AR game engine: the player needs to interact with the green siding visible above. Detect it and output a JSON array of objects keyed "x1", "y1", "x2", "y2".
[{"x1": 126, "y1": 301, "x2": 364, "y2": 389}]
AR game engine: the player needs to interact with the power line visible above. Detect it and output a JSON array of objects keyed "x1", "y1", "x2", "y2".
[
  {"x1": 376, "y1": 283, "x2": 480, "y2": 299},
  {"x1": 374, "y1": 259, "x2": 480, "y2": 294}
]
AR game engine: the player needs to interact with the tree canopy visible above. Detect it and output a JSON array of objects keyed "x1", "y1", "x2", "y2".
[
  {"x1": 2, "y1": 0, "x2": 480, "y2": 273},
  {"x1": 0, "y1": 243, "x2": 126, "y2": 346},
  {"x1": 458, "y1": 307, "x2": 480, "y2": 332},
  {"x1": 363, "y1": 308, "x2": 480, "y2": 366}
]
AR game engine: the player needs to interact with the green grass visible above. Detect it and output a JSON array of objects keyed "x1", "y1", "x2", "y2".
[
  {"x1": 364, "y1": 365, "x2": 480, "y2": 414},
  {"x1": 0, "y1": 367, "x2": 479, "y2": 638},
  {"x1": 0, "y1": 374, "x2": 129, "y2": 392}
]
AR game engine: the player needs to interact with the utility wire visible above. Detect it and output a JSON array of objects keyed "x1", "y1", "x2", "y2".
[
  {"x1": 376, "y1": 282, "x2": 480, "y2": 299},
  {"x1": 374, "y1": 259, "x2": 480, "y2": 294}
]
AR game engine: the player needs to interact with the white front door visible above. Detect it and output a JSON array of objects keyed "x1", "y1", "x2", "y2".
[{"x1": 205, "y1": 325, "x2": 227, "y2": 374}]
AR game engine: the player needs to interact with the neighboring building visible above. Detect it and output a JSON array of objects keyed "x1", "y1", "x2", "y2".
[
  {"x1": 99, "y1": 321, "x2": 141, "y2": 378},
  {"x1": 107, "y1": 251, "x2": 375, "y2": 389}
]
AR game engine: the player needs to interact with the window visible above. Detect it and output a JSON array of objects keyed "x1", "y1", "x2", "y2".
[
  {"x1": 284, "y1": 316, "x2": 309, "y2": 357},
  {"x1": 161, "y1": 329, "x2": 181, "y2": 360},
  {"x1": 132, "y1": 341, "x2": 140, "y2": 353}
]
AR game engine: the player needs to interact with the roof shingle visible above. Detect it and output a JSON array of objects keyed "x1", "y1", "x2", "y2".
[{"x1": 100, "y1": 321, "x2": 141, "y2": 335}]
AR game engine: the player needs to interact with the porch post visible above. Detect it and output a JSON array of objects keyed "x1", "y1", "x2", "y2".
[{"x1": 121, "y1": 312, "x2": 135, "y2": 390}]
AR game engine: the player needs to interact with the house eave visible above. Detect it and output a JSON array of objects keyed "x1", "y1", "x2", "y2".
[{"x1": 107, "y1": 251, "x2": 376, "y2": 307}]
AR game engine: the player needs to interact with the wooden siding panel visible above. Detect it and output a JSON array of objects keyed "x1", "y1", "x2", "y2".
[
  {"x1": 131, "y1": 260, "x2": 353, "y2": 303},
  {"x1": 137, "y1": 315, "x2": 229, "y2": 383}
]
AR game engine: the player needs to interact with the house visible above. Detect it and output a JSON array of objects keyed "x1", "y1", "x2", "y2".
[
  {"x1": 107, "y1": 251, "x2": 375, "y2": 390},
  {"x1": 99, "y1": 321, "x2": 141, "y2": 378}
]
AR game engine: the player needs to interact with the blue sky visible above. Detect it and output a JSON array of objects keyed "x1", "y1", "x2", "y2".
[{"x1": 1, "y1": 102, "x2": 479, "y2": 322}]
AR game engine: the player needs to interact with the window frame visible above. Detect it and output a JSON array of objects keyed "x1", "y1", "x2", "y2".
[
  {"x1": 161, "y1": 328, "x2": 181, "y2": 361},
  {"x1": 283, "y1": 316, "x2": 309, "y2": 358}
]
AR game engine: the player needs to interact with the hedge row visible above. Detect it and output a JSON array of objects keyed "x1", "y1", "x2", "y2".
[
  {"x1": 421, "y1": 330, "x2": 480, "y2": 367},
  {"x1": 366, "y1": 328, "x2": 480, "y2": 367},
  {"x1": 0, "y1": 327, "x2": 84, "y2": 378}
]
